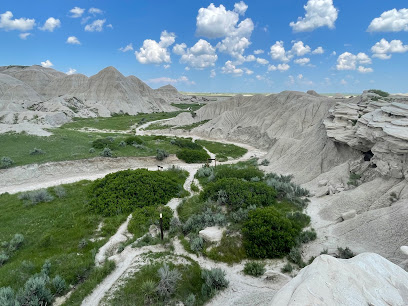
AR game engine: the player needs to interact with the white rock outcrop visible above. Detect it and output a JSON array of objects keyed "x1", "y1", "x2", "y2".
[
  {"x1": 199, "y1": 226, "x2": 225, "y2": 243},
  {"x1": 270, "y1": 253, "x2": 408, "y2": 305}
]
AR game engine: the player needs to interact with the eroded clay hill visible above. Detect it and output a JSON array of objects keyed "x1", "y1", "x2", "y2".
[{"x1": 0, "y1": 65, "x2": 180, "y2": 128}]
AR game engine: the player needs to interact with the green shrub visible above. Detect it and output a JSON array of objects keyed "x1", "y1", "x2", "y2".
[
  {"x1": 54, "y1": 186, "x2": 66, "y2": 198},
  {"x1": 92, "y1": 138, "x2": 112, "y2": 149},
  {"x1": 212, "y1": 165, "x2": 264, "y2": 183},
  {"x1": 368, "y1": 89, "x2": 389, "y2": 97},
  {"x1": 0, "y1": 253, "x2": 9, "y2": 266},
  {"x1": 156, "y1": 264, "x2": 181, "y2": 299},
  {"x1": 177, "y1": 148, "x2": 210, "y2": 163},
  {"x1": 184, "y1": 293, "x2": 196, "y2": 306},
  {"x1": 124, "y1": 135, "x2": 143, "y2": 145},
  {"x1": 205, "y1": 234, "x2": 246, "y2": 264},
  {"x1": 182, "y1": 208, "x2": 226, "y2": 234},
  {"x1": 29, "y1": 148, "x2": 45, "y2": 155},
  {"x1": 88, "y1": 169, "x2": 186, "y2": 216},
  {"x1": 201, "y1": 268, "x2": 228, "y2": 298},
  {"x1": 78, "y1": 239, "x2": 88, "y2": 249},
  {"x1": 201, "y1": 178, "x2": 276, "y2": 211},
  {"x1": 230, "y1": 205, "x2": 257, "y2": 223},
  {"x1": 287, "y1": 247, "x2": 305, "y2": 267},
  {"x1": 286, "y1": 211, "x2": 311, "y2": 229},
  {"x1": 0, "y1": 157, "x2": 14, "y2": 169},
  {"x1": 347, "y1": 172, "x2": 361, "y2": 187},
  {"x1": 243, "y1": 261, "x2": 266, "y2": 277},
  {"x1": 281, "y1": 262, "x2": 293, "y2": 273},
  {"x1": 243, "y1": 207, "x2": 301, "y2": 258},
  {"x1": 196, "y1": 166, "x2": 213, "y2": 178},
  {"x1": 8, "y1": 234, "x2": 24, "y2": 253},
  {"x1": 298, "y1": 229, "x2": 317, "y2": 244},
  {"x1": 260, "y1": 159, "x2": 270, "y2": 166},
  {"x1": 128, "y1": 205, "x2": 173, "y2": 238},
  {"x1": 171, "y1": 138, "x2": 202, "y2": 150},
  {"x1": 0, "y1": 287, "x2": 14, "y2": 306},
  {"x1": 156, "y1": 149, "x2": 169, "y2": 161},
  {"x1": 119, "y1": 141, "x2": 127, "y2": 147},
  {"x1": 89, "y1": 148, "x2": 95, "y2": 153},
  {"x1": 18, "y1": 189, "x2": 54, "y2": 205},
  {"x1": 100, "y1": 147, "x2": 113, "y2": 157},
  {"x1": 337, "y1": 247, "x2": 355, "y2": 259},
  {"x1": 141, "y1": 279, "x2": 157, "y2": 304},
  {"x1": 16, "y1": 275, "x2": 53, "y2": 306},
  {"x1": 190, "y1": 235, "x2": 204, "y2": 253},
  {"x1": 51, "y1": 275, "x2": 66, "y2": 295},
  {"x1": 190, "y1": 182, "x2": 199, "y2": 192}
]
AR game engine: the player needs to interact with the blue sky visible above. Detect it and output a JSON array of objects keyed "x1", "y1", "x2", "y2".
[{"x1": 1, "y1": 1, "x2": 408, "y2": 93}]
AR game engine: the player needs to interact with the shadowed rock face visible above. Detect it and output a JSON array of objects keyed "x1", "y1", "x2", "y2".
[
  {"x1": 271, "y1": 253, "x2": 408, "y2": 305},
  {"x1": 324, "y1": 91, "x2": 408, "y2": 179},
  {"x1": 0, "y1": 65, "x2": 180, "y2": 126}
]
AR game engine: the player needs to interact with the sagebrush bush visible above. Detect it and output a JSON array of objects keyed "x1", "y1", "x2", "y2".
[
  {"x1": 171, "y1": 138, "x2": 202, "y2": 150},
  {"x1": 0, "y1": 156, "x2": 14, "y2": 169},
  {"x1": 88, "y1": 169, "x2": 187, "y2": 216},
  {"x1": 368, "y1": 89, "x2": 389, "y2": 97},
  {"x1": 119, "y1": 141, "x2": 127, "y2": 147},
  {"x1": 100, "y1": 147, "x2": 113, "y2": 157},
  {"x1": 124, "y1": 135, "x2": 143, "y2": 145},
  {"x1": 78, "y1": 239, "x2": 88, "y2": 249},
  {"x1": 92, "y1": 138, "x2": 112, "y2": 149},
  {"x1": 54, "y1": 186, "x2": 66, "y2": 198},
  {"x1": 177, "y1": 148, "x2": 210, "y2": 163},
  {"x1": 281, "y1": 262, "x2": 293, "y2": 273},
  {"x1": 156, "y1": 149, "x2": 169, "y2": 161},
  {"x1": 8, "y1": 234, "x2": 24, "y2": 253},
  {"x1": 89, "y1": 148, "x2": 95, "y2": 153},
  {"x1": 18, "y1": 189, "x2": 54, "y2": 205},
  {"x1": 196, "y1": 166, "x2": 213, "y2": 178},
  {"x1": 182, "y1": 208, "x2": 226, "y2": 234},
  {"x1": 16, "y1": 275, "x2": 53, "y2": 306},
  {"x1": 184, "y1": 293, "x2": 196, "y2": 306},
  {"x1": 337, "y1": 247, "x2": 355, "y2": 259},
  {"x1": 201, "y1": 268, "x2": 228, "y2": 298},
  {"x1": 156, "y1": 264, "x2": 181, "y2": 298},
  {"x1": 29, "y1": 148, "x2": 45, "y2": 155},
  {"x1": 51, "y1": 275, "x2": 66, "y2": 295},
  {"x1": 201, "y1": 178, "x2": 276, "y2": 211},
  {"x1": 243, "y1": 207, "x2": 301, "y2": 258},
  {"x1": 190, "y1": 235, "x2": 204, "y2": 253},
  {"x1": 0, "y1": 253, "x2": 9, "y2": 266},
  {"x1": 260, "y1": 159, "x2": 270, "y2": 166},
  {"x1": 230, "y1": 205, "x2": 257, "y2": 223},
  {"x1": 286, "y1": 211, "x2": 311, "y2": 229},
  {"x1": 243, "y1": 261, "x2": 266, "y2": 277},
  {"x1": 298, "y1": 229, "x2": 317, "y2": 244},
  {"x1": 0, "y1": 287, "x2": 14, "y2": 306},
  {"x1": 288, "y1": 247, "x2": 305, "y2": 267}
]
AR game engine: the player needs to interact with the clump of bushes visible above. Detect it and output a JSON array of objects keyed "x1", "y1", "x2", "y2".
[
  {"x1": 29, "y1": 148, "x2": 45, "y2": 155},
  {"x1": 156, "y1": 149, "x2": 169, "y2": 161},
  {"x1": 18, "y1": 189, "x2": 54, "y2": 205},
  {"x1": 260, "y1": 159, "x2": 270, "y2": 166},
  {"x1": 128, "y1": 205, "x2": 173, "y2": 238},
  {"x1": 243, "y1": 261, "x2": 266, "y2": 277},
  {"x1": 88, "y1": 168, "x2": 188, "y2": 216},
  {"x1": 171, "y1": 138, "x2": 201, "y2": 150},
  {"x1": 182, "y1": 208, "x2": 226, "y2": 234},
  {"x1": 0, "y1": 156, "x2": 14, "y2": 169},
  {"x1": 201, "y1": 178, "x2": 276, "y2": 211},
  {"x1": 92, "y1": 138, "x2": 113, "y2": 149},
  {"x1": 176, "y1": 148, "x2": 210, "y2": 163},
  {"x1": 368, "y1": 89, "x2": 389, "y2": 97},
  {"x1": 190, "y1": 235, "x2": 204, "y2": 253},
  {"x1": 157, "y1": 264, "x2": 181, "y2": 299},
  {"x1": 53, "y1": 186, "x2": 66, "y2": 198},
  {"x1": 337, "y1": 247, "x2": 355, "y2": 259},
  {"x1": 242, "y1": 207, "x2": 301, "y2": 258},
  {"x1": 201, "y1": 268, "x2": 229, "y2": 298},
  {"x1": 125, "y1": 135, "x2": 144, "y2": 145},
  {"x1": 347, "y1": 172, "x2": 361, "y2": 187},
  {"x1": 281, "y1": 262, "x2": 293, "y2": 273},
  {"x1": 100, "y1": 147, "x2": 113, "y2": 157}
]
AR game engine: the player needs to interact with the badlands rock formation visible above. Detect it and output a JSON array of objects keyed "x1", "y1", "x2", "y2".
[
  {"x1": 0, "y1": 65, "x2": 181, "y2": 130},
  {"x1": 167, "y1": 91, "x2": 360, "y2": 183},
  {"x1": 270, "y1": 253, "x2": 408, "y2": 305}
]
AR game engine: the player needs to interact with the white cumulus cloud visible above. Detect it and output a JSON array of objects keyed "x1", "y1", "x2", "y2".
[
  {"x1": 269, "y1": 41, "x2": 291, "y2": 62},
  {"x1": 135, "y1": 31, "x2": 176, "y2": 65},
  {"x1": 312, "y1": 46, "x2": 324, "y2": 54},
  {"x1": 40, "y1": 60, "x2": 53, "y2": 68},
  {"x1": 291, "y1": 41, "x2": 311, "y2": 56},
  {"x1": 294, "y1": 58, "x2": 311, "y2": 66},
  {"x1": 371, "y1": 38, "x2": 408, "y2": 59},
  {"x1": 66, "y1": 68, "x2": 77, "y2": 75},
  {"x1": 234, "y1": 1, "x2": 248, "y2": 15},
  {"x1": 254, "y1": 49, "x2": 264, "y2": 55},
  {"x1": 0, "y1": 11, "x2": 35, "y2": 31},
  {"x1": 179, "y1": 39, "x2": 218, "y2": 69},
  {"x1": 268, "y1": 63, "x2": 290, "y2": 72},
  {"x1": 357, "y1": 66, "x2": 373, "y2": 73},
  {"x1": 290, "y1": 0, "x2": 338, "y2": 32},
  {"x1": 368, "y1": 9, "x2": 408, "y2": 32},
  {"x1": 173, "y1": 43, "x2": 187, "y2": 55},
  {"x1": 336, "y1": 52, "x2": 372, "y2": 72},
  {"x1": 19, "y1": 32, "x2": 30, "y2": 40},
  {"x1": 67, "y1": 36, "x2": 81, "y2": 45},
  {"x1": 89, "y1": 8, "x2": 103, "y2": 15},
  {"x1": 256, "y1": 58, "x2": 269, "y2": 65},
  {"x1": 39, "y1": 17, "x2": 61, "y2": 32},
  {"x1": 222, "y1": 60, "x2": 244, "y2": 76},
  {"x1": 85, "y1": 19, "x2": 106, "y2": 32},
  {"x1": 210, "y1": 69, "x2": 216, "y2": 78},
  {"x1": 119, "y1": 43, "x2": 133, "y2": 52},
  {"x1": 69, "y1": 7, "x2": 85, "y2": 18},
  {"x1": 147, "y1": 76, "x2": 195, "y2": 86}
]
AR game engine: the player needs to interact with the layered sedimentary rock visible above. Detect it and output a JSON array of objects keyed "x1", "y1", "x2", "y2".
[
  {"x1": 324, "y1": 91, "x2": 408, "y2": 179},
  {"x1": 0, "y1": 65, "x2": 179, "y2": 129},
  {"x1": 270, "y1": 253, "x2": 408, "y2": 305}
]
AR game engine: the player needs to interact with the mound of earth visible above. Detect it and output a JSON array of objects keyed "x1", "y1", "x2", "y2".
[
  {"x1": 271, "y1": 253, "x2": 408, "y2": 305},
  {"x1": 0, "y1": 65, "x2": 181, "y2": 132}
]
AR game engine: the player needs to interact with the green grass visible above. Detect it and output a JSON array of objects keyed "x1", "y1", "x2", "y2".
[
  {"x1": 63, "y1": 260, "x2": 116, "y2": 306},
  {"x1": 175, "y1": 120, "x2": 211, "y2": 131},
  {"x1": 205, "y1": 234, "x2": 246, "y2": 264},
  {"x1": 0, "y1": 130, "x2": 190, "y2": 167},
  {"x1": 62, "y1": 112, "x2": 182, "y2": 131},
  {"x1": 0, "y1": 181, "x2": 123, "y2": 292},
  {"x1": 177, "y1": 196, "x2": 205, "y2": 223},
  {"x1": 106, "y1": 255, "x2": 210, "y2": 305},
  {"x1": 171, "y1": 103, "x2": 204, "y2": 111},
  {"x1": 196, "y1": 140, "x2": 247, "y2": 161},
  {"x1": 144, "y1": 123, "x2": 175, "y2": 130}
]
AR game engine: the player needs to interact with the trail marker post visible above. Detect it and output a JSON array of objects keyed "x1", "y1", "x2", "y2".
[{"x1": 159, "y1": 213, "x2": 164, "y2": 241}]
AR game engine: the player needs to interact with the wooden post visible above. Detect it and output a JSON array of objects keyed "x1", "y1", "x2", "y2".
[{"x1": 159, "y1": 213, "x2": 164, "y2": 241}]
